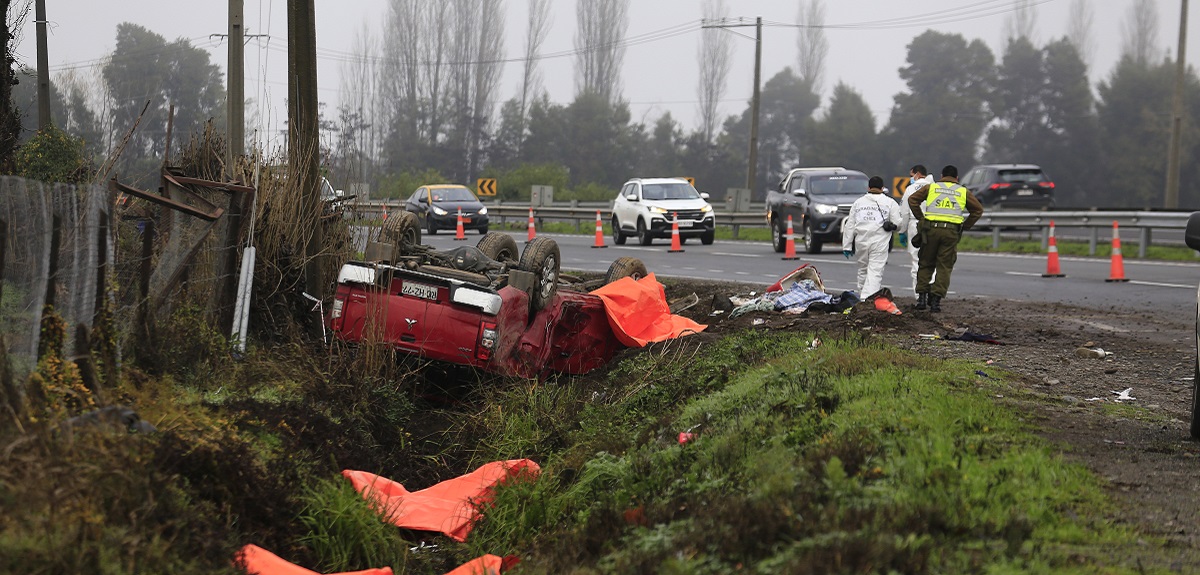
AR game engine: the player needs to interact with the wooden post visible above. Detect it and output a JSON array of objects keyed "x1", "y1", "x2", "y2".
[{"x1": 44, "y1": 215, "x2": 60, "y2": 309}]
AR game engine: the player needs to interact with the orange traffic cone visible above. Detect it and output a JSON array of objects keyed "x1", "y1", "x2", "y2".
[
  {"x1": 526, "y1": 207, "x2": 536, "y2": 243},
  {"x1": 454, "y1": 208, "x2": 467, "y2": 240},
  {"x1": 782, "y1": 215, "x2": 799, "y2": 261},
  {"x1": 382, "y1": 203, "x2": 388, "y2": 221},
  {"x1": 591, "y1": 210, "x2": 607, "y2": 248},
  {"x1": 1042, "y1": 220, "x2": 1065, "y2": 277},
  {"x1": 668, "y1": 212, "x2": 684, "y2": 253},
  {"x1": 1106, "y1": 220, "x2": 1130, "y2": 282}
]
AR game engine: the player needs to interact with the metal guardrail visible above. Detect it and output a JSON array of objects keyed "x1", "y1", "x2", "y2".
[{"x1": 350, "y1": 200, "x2": 1191, "y2": 257}]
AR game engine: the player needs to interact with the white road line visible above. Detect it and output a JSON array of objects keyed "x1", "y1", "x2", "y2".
[
  {"x1": 1005, "y1": 271, "x2": 1044, "y2": 277},
  {"x1": 1129, "y1": 280, "x2": 1194, "y2": 289},
  {"x1": 713, "y1": 252, "x2": 763, "y2": 258}
]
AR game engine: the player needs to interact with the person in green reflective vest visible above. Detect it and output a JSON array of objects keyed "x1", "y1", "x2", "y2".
[{"x1": 905, "y1": 165, "x2": 984, "y2": 312}]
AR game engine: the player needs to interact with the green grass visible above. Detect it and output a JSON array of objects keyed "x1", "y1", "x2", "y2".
[
  {"x1": 464, "y1": 331, "x2": 1174, "y2": 574},
  {"x1": 297, "y1": 478, "x2": 412, "y2": 573}
]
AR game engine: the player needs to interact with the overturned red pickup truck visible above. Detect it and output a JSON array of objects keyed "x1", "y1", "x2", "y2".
[{"x1": 328, "y1": 212, "x2": 651, "y2": 378}]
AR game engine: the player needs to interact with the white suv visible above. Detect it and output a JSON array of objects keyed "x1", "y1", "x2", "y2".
[{"x1": 611, "y1": 178, "x2": 716, "y2": 245}]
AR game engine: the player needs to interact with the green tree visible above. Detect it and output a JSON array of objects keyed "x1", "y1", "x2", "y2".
[
  {"x1": 882, "y1": 31, "x2": 995, "y2": 174},
  {"x1": 1036, "y1": 39, "x2": 1102, "y2": 207},
  {"x1": 640, "y1": 112, "x2": 684, "y2": 177},
  {"x1": 523, "y1": 92, "x2": 642, "y2": 188},
  {"x1": 807, "y1": 82, "x2": 881, "y2": 175},
  {"x1": 0, "y1": 0, "x2": 24, "y2": 172},
  {"x1": 984, "y1": 37, "x2": 1049, "y2": 162},
  {"x1": 101, "y1": 23, "x2": 225, "y2": 180},
  {"x1": 720, "y1": 68, "x2": 820, "y2": 197},
  {"x1": 1097, "y1": 55, "x2": 1200, "y2": 207}
]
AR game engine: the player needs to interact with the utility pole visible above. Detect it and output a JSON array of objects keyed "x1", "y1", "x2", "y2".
[
  {"x1": 227, "y1": 0, "x2": 244, "y2": 173},
  {"x1": 34, "y1": 0, "x2": 50, "y2": 130},
  {"x1": 1165, "y1": 0, "x2": 1188, "y2": 209},
  {"x1": 288, "y1": 0, "x2": 322, "y2": 300},
  {"x1": 702, "y1": 16, "x2": 763, "y2": 194}
]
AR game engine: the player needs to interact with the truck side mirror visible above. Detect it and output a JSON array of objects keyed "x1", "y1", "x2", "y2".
[
  {"x1": 792, "y1": 188, "x2": 806, "y2": 197},
  {"x1": 625, "y1": 193, "x2": 638, "y2": 202},
  {"x1": 699, "y1": 192, "x2": 710, "y2": 200}
]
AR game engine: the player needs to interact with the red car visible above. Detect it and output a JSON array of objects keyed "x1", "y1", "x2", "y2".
[{"x1": 329, "y1": 212, "x2": 647, "y2": 378}]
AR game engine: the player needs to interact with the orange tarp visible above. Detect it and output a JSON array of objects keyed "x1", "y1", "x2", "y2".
[
  {"x1": 342, "y1": 459, "x2": 539, "y2": 542},
  {"x1": 236, "y1": 544, "x2": 392, "y2": 575},
  {"x1": 590, "y1": 273, "x2": 706, "y2": 347},
  {"x1": 444, "y1": 554, "x2": 519, "y2": 575}
]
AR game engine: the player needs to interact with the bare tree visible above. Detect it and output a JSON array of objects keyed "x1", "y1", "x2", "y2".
[
  {"x1": 574, "y1": 0, "x2": 630, "y2": 103},
  {"x1": 697, "y1": 0, "x2": 731, "y2": 144},
  {"x1": 1065, "y1": 0, "x2": 1095, "y2": 69},
  {"x1": 469, "y1": 0, "x2": 504, "y2": 176},
  {"x1": 1003, "y1": 0, "x2": 1037, "y2": 43},
  {"x1": 1121, "y1": 0, "x2": 1160, "y2": 64},
  {"x1": 520, "y1": 0, "x2": 552, "y2": 120},
  {"x1": 337, "y1": 23, "x2": 379, "y2": 187},
  {"x1": 795, "y1": 0, "x2": 828, "y2": 95}
]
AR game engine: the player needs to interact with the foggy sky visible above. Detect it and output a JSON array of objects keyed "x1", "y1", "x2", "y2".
[{"x1": 13, "y1": 0, "x2": 1200, "y2": 148}]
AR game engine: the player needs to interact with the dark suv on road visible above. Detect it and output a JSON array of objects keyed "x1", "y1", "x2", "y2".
[
  {"x1": 1182, "y1": 212, "x2": 1200, "y2": 439},
  {"x1": 766, "y1": 167, "x2": 870, "y2": 254},
  {"x1": 960, "y1": 164, "x2": 1055, "y2": 209}
]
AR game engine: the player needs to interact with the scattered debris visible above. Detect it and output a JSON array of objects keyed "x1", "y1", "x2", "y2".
[
  {"x1": 751, "y1": 318, "x2": 767, "y2": 326},
  {"x1": 668, "y1": 292, "x2": 700, "y2": 314},
  {"x1": 918, "y1": 333, "x2": 941, "y2": 340},
  {"x1": 1111, "y1": 388, "x2": 1136, "y2": 402},
  {"x1": 976, "y1": 370, "x2": 990, "y2": 378},
  {"x1": 808, "y1": 337, "x2": 821, "y2": 350},
  {"x1": 678, "y1": 432, "x2": 696, "y2": 445},
  {"x1": 1074, "y1": 347, "x2": 1112, "y2": 359}
]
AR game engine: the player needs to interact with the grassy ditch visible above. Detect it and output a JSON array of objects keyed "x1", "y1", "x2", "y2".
[{"x1": 462, "y1": 330, "x2": 1166, "y2": 574}]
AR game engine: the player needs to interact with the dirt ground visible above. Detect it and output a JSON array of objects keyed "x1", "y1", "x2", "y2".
[{"x1": 659, "y1": 276, "x2": 1200, "y2": 567}]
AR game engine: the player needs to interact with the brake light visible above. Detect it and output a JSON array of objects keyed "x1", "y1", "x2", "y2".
[
  {"x1": 989, "y1": 183, "x2": 1012, "y2": 190},
  {"x1": 1037, "y1": 182, "x2": 1055, "y2": 189},
  {"x1": 477, "y1": 321, "x2": 498, "y2": 360}
]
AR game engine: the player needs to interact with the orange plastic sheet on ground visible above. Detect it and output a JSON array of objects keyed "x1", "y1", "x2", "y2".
[
  {"x1": 444, "y1": 554, "x2": 519, "y2": 575},
  {"x1": 236, "y1": 544, "x2": 392, "y2": 575},
  {"x1": 342, "y1": 459, "x2": 539, "y2": 542},
  {"x1": 590, "y1": 273, "x2": 706, "y2": 347}
]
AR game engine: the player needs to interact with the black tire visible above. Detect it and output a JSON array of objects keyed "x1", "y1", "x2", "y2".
[
  {"x1": 379, "y1": 210, "x2": 422, "y2": 254},
  {"x1": 478, "y1": 226, "x2": 488, "y2": 235},
  {"x1": 803, "y1": 221, "x2": 822, "y2": 254},
  {"x1": 612, "y1": 216, "x2": 626, "y2": 245},
  {"x1": 701, "y1": 229, "x2": 715, "y2": 245},
  {"x1": 477, "y1": 232, "x2": 520, "y2": 263},
  {"x1": 679, "y1": 236, "x2": 688, "y2": 245},
  {"x1": 637, "y1": 218, "x2": 653, "y2": 246},
  {"x1": 519, "y1": 237, "x2": 560, "y2": 312},
  {"x1": 604, "y1": 256, "x2": 648, "y2": 284},
  {"x1": 770, "y1": 217, "x2": 785, "y2": 253},
  {"x1": 426, "y1": 215, "x2": 438, "y2": 235}
]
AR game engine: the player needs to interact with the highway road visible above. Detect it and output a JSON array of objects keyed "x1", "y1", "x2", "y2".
[{"x1": 364, "y1": 229, "x2": 1200, "y2": 314}]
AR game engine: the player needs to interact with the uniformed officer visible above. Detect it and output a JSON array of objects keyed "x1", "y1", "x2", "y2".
[{"x1": 906, "y1": 165, "x2": 984, "y2": 312}]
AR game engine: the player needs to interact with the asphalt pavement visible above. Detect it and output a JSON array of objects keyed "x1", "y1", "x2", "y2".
[{"x1": 356, "y1": 227, "x2": 1200, "y2": 314}]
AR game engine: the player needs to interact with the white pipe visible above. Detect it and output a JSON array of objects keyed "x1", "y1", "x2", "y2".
[{"x1": 231, "y1": 246, "x2": 255, "y2": 353}]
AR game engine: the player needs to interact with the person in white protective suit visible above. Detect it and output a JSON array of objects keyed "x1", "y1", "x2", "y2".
[
  {"x1": 842, "y1": 175, "x2": 905, "y2": 298},
  {"x1": 897, "y1": 164, "x2": 935, "y2": 296}
]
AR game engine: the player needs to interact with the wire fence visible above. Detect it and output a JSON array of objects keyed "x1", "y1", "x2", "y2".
[{"x1": 0, "y1": 175, "x2": 242, "y2": 385}]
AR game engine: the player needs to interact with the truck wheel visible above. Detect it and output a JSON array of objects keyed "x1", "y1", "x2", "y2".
[
  {"x1": 701, "y1": 229, "x2": 715, "y2": 245},
  {"x1": 426, "y1": 215, "x2": 438, "y2": 235},
  {"x1": 477, "y1": 232, "x2": 519, "y2": 263},
  {"x1": 519, "y1": 237, "x2": 560, "y2": 312},
  {"x1": 612, "y1": 216, "x2": 626, "y2": 245},
  {"x1": 604, "y1": 256, "x2": 648, "y2": 284},
  {"x1": 379, "y1": 210, "x2": 422, "y2": 254},
  {"x1": 803, "y1": 221, "x2": 822, "y2": 254},
  {"x1": 770, "y1": 218, "x2": 785, "y2": 252}
]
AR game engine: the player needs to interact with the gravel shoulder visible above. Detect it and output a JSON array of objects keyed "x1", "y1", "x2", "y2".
[{"x1": 661, "y1": 277, "x2": 1200, "y2": 567}]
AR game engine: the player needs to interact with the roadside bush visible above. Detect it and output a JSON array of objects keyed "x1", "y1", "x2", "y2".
[
  {"x1": 489, "y1": 164, "x2": 570, "y2": 202},
  {"x1": 14, "y1": 125, "x2": 92, "y2": 184}
]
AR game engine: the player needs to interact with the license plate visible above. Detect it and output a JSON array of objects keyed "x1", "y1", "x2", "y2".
[
  {"x1": 402, "y1": 281, "x2": 438, "y2": 300},
  {"x1": 461, "y1": 216, "x2": 471, "y2": 223},
  {"x1": 679, "y1": 221, "x2": 692, "y2": 227},
  {"x1": 1017, "y1": 189, "x2": 1034, "y2": 196}
]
